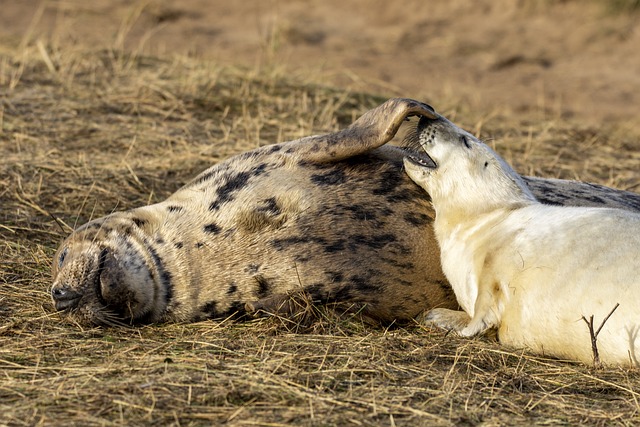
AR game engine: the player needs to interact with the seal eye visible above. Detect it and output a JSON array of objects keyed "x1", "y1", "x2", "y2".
[
  {"x1": 460, "y1": 135, "x2": 471, "y2": 149},
  {"x1": 58, "y1": 247, "x2": 68, "y2": 268}
]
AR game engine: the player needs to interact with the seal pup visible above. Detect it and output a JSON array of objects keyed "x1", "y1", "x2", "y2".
[
  {"x1": 52, "y1": 98, "x2": 640, "y2": 327},
  {"x1": 403, "y1": 115, "x2": 640, "y2": 366}
]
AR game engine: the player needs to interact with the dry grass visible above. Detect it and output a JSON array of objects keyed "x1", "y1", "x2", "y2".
[{"x1": 1, "y1": 41, "x2": 640, "y2": 426}]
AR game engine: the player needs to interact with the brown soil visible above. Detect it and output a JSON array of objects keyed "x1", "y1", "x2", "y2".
[{"x1": 2, "y1": 0, "x2": 639, "y2": 126}]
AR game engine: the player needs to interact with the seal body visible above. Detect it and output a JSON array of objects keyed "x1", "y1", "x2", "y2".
[
  {"x1": 404, "y1": 115, "x2": 640, "y2": 366},
  {"x1": 51, "y1": 98, "x2": 640, "y2": 327}
]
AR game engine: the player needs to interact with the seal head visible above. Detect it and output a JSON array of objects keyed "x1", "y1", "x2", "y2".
[{"x1": 51, "y1": 215, "x2": 168, "y2": 325}]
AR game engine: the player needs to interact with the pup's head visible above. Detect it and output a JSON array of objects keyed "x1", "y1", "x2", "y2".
[{"x1": 403, "y1": 116, "x2": 535, "y2": 215}]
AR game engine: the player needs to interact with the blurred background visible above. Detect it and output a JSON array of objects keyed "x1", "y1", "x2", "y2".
[{"x1": 1, "y1": 0, "x2": 639, "y2": 127}]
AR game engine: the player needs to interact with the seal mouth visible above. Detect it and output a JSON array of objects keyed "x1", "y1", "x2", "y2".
[
  {"x1": 52, "y1": 288, "x2": 82, "y2": 311},
  {"x1": 405, "y1": 152, "x2": 437, "y2": 169}
]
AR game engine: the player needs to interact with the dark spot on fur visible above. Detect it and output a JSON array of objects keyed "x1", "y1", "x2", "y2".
[
  {"x1": 326, "y1": 271, "x2": 344, "y2": 283},
  {"x1": 305, "y1": 283, "x2": 353, "y2": 303},
  {"x1": 403, "y1": 212, "x2": 432, "y2": 226},
  {"x1": 343, "y1": 204, "x2": 377, "y2": 221},
  {"x1": 372, "y1": 169, "x2": 400, "y2": 196},
  {"x1": 435, "y1": 280, "x2": 452, "y2": 292},
  {"x1": 132, "y1": 218, "x2": 147, "y2": 228},
  {"x1": 237, "y1": 151, "x2": 257, "y2": 161},
  {"x1": 373, "y1": 172, "x2": 419, "y2": 203},
  {"x1": 144, "y1": 239, "x2": 173, "y2": 305},
  {"x1": 540, "y1": 199, "x2": 564, "y2": 206},
  {"x1": 252, "y1": 163, "x2": 268, "y2": 175},
  {"x1": 156, "y1": 238, "x2": 165, "y2": 245},
  {"x1": 200, "y1": 300, "x2": 246, "y2": 320},
  {"x1": 222, "y1": 301, "x2": 247, "y2": 319},
  {"x1": 324, "y1": 239, "x2": 346, "y2": 253},
  {"x1": 215, "y1": 171, "x2": 251, "y2": 203},
  {"x1": 271, "y1": 236, "x2": 309, "y2": 250},
  {"x1": 208, "y1": 165, "x2": 269, "y2": 211},
  {"x1": 379, "y1": 207, "x2": 395, "y2": 217},
  {"x1": 167, "y1": 205, "x2": 183, "y2": 213},
  {"x1": 304, "y1": 284, "x2": 325, "y2": 301},
  {"x1": 174, "y1": 242, "x2": 183, "y2": 249},
  {"x1": 349, "y1": 233, "x2": 397, "y2": 250},
  {"x1": 190, "y1": 170, "x2": 217, "y2": 187},
  {"x1": 236, "y1": 198, "x2": 287, "y2": 233},
  {"x1": 380, "y1": 255, "x2": 415, "y2": 270},
  {"x1": 271, "y1": 235, "x2": 329, "y2": 251},
  {"x1": 227, "y1": 282, "x2": 238, "y2": 295},
  {"x1": 204, "y1": 223, "x2": 222, "y2": 234},
  {"x1": 201, "y1": 301, "x2": 219, "y2": 317},
  {"x1": 254, "y1": 275, "x2": 270, "y2": 298},
  {"x1": 257, "y1": 197, "x2": 281, "y2": 215},
  {"x1": 585, "y1": 195, "x2": 606, "y2": 204},
  {"x1": 265, "y1": 143, "x2": 283, "y2": 154},
  {"x1": 333, "y1": 286, "x2": 354, "y2": 301},
  {"x1": 310, "y1": 170, "x2": 347, "y2": 186},
  {"x1": 195, "y1": 242, "x2": 205, "y2": 248},
  {"x1": 349, "y1": 274, "x2": 381, "y2": 294}
]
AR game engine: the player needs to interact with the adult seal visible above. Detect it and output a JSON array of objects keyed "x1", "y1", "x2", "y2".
[
  {"x1": 404, "y1": 114, "x2": 640, "y2": 366},
  {"x1": 51, "y1": 98, "x2": 640, "y2": 327}
]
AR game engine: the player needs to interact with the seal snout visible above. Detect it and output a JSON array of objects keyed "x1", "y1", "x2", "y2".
[{"x1": 52, "y1": 286, "x2": 82, "y2": 311}]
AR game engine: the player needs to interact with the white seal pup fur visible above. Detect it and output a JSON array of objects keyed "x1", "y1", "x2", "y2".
[{"x1": 403, "y1": 116, "x2": 640, "y2": 366}]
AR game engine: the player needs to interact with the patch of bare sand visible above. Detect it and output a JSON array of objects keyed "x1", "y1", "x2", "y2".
[{"x1": 1, "y1": 0, "x2": 639, "y2": 127}]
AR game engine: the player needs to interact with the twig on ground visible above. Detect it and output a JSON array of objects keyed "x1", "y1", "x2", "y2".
[{"x1": 582, "y1": 303, "x2": 620, "y2": 368}]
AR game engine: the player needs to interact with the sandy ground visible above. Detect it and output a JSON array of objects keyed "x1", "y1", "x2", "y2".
[{"x1": 1, "y1": 0, "x2": 639, "y2": 127}]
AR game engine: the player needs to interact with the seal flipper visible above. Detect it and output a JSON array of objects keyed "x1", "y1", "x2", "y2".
[
  {"x1": 418, "y1": 308, "x2": 471, "y2": 333},
  {"x1": 283, "y1": 98, "x2": 438, "y2": 163}
]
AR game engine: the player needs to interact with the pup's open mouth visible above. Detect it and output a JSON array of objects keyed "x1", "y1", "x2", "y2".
[{"x1": 404, "y1": 152, "x2": 437, "y2": 169}]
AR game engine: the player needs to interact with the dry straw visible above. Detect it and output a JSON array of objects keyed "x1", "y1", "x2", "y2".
[{"x1": 1, "y1": 41, "x2": 640, "y2": 426}]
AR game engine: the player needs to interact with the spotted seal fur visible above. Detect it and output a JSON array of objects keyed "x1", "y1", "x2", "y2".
[
  {"x1": 51, "y1": 98, "x2": 640, "y2": 326},
  {"x1": 404, "y1": 114, "x2": 640, "y2": 366}
]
